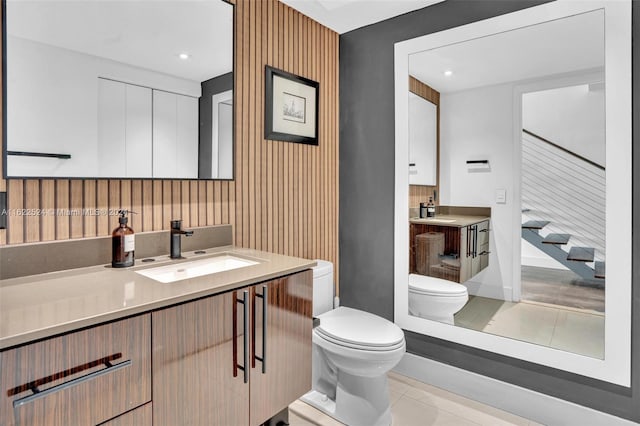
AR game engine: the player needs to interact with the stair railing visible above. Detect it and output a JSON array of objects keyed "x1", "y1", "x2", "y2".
[{"x1": 521, "y1": 129, "x2": 605, "y2": 262}]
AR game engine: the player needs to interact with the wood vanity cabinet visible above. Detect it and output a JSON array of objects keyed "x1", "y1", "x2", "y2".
[
  {"x1": 461, "y1": 220, "x2": 490, "y2": 282},
  {"x1": 410, "y1": 220, "x2": 490, "y2": 283},
  {"x1": 0, "y1": 315, "x2": 151, "y2": 426},
  {"x1": 152, "y1": 270, "x2": 313, "y2": 426}
]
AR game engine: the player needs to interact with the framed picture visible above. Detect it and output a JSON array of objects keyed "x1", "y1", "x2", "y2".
[{"x1": 265, "y1": 66, "x2": 319, "y2": 145}]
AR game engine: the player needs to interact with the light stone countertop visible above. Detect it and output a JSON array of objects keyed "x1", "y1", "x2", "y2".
[
  {"x1": 0, "y1": 246, "x2": 316, "y2": 350},
  {"x1": 409, "y1": 214, "x2": 490, "y2": 228}
]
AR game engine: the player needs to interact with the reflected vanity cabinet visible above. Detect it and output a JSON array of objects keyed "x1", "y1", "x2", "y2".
[
  {"x1": 152, "y1": 270, "x2": 313, "y2": 426},
  {"x1": 0, "y1": 270, "x2": 312, "y2": 426},
  {"x1": 0, "y1": 315, "x2": 152, "y2": 426},
  {"x1": 411, "y1": 219, "x2": 490, "y2": 283}
]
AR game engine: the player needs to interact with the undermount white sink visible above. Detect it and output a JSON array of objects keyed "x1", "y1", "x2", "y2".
[{"x1": 136, "y1": 254, "x2": 260, "y2": 283}]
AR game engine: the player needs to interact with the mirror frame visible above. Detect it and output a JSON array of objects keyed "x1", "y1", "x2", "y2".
[
  {"x1": 1, "y1": 0, "x2": 236, "y2": 181},
  {"x1": 394, "y1": 0, "x2": 631, "y2": 386}
]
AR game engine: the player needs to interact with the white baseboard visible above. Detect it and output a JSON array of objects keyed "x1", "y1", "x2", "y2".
[{"x1": 394, "y1": 353, "x2": 636, "y2": 426}]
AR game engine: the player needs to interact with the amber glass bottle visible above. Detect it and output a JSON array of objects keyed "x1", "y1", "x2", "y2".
[{"x1": 112, "y1": 210, "x2": 135, "y2": 268}]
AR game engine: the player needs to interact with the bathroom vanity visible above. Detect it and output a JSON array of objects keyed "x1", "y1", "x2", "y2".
[
  {"x1": 0, "y1": 242, "x2": 314, "y2": 426},
  {"x1": 409, "y1": 207, "x2": 490, "y2": 284}
]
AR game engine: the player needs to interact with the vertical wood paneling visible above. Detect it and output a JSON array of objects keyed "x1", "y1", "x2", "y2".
[
  {"x1": 96, "y1": 180, "x2": 109, "y2": 235},
  {"x1": 0, "y1": 0, "x2": 339, "y2": 288},
  {"x1": 152, "y1": 181, "x2": 163, "y2": 231},
  {"x1": 83, "y1": 180, "x2": 97, "y2": 237},
  {"x1": 141, "y1": 180, "x2": 153, "y2": 231},
  {"x1": 131, "y1": 180, "x2": 143, "y2": 232},
  {"x1": 70, "y1": 180, "x2": 84, "y2": 239},
  {"x1": 24, "y1": 180, "x2": 40, "y2": 242},
  {"x1": 40, "y1": 180, "x2": 55, "y2": 241},
  {"x1": 56, "y1": 180, "x2": 70, "y2": 240}
]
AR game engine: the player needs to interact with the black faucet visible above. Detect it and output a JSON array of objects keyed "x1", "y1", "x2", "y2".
[{"x1": 170, "y1": 220, "x2": 193, "y2": 259}]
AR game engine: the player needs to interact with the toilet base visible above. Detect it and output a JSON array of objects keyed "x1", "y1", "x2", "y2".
[
  {"x1": 301, "y1": 371, "x2": 392, "y2": 426},
  {"x1": 409, "y1": 308, "x2": 455, "y2": 325}
]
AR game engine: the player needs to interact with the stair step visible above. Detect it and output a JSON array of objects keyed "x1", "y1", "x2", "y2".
[
  {"x1": 522, "y1": 220, "x2": 550, "y2": 230},
  {"x1": 542, "y1": 233, "x2": 571, "y2": 245},
  {"x1": 567, "y1": 247, "x2": 595, "y2": 262},
  {"x1": 594, "y1": 261, "x2": 606, "y2": 279}
]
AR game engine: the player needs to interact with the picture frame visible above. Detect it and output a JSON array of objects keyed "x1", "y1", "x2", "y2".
[{"x1": 265, "y1": 66, "x2": 319, "y2": 145}]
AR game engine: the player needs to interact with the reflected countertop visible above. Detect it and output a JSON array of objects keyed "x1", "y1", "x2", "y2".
[
  {"x1": 0, "y1": 246, "x2": 316, "y2": 350},
  {"x1": 409, "y1": 214, "x2": 490, "y2": 227}
]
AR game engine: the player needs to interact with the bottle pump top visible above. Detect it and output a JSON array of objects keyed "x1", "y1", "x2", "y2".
[{"x1": 117, "y1": 210, "x2": 137, "y2": 224}]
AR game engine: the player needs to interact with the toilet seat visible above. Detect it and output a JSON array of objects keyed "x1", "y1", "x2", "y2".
[
  {"x1": 409, "y1": 273, "x2": 467, "y2": 297},
  {"x1": 315, "y1": 306, "x2": 405, "y2": 351}
]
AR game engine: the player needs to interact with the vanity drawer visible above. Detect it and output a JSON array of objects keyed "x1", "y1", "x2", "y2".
[{"x1": 0, "y1": 315, "x2": 151, "y2": 426}]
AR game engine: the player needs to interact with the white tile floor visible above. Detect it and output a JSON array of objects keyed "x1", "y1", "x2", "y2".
[
  {"x1": 454, "y1": 296, "x2": 604, "y2": 358},
  {"x1": 289, "y1": 371, "x2": 542, "y2": 426}
]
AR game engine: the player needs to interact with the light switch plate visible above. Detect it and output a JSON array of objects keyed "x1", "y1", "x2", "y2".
[{"x1": 496, "y1": 189, "x2": 507, "y2": 204}]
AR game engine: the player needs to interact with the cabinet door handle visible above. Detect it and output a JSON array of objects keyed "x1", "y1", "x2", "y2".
[
  {"x1": 254, "y1": 285, "x2": 268, "y2": 374},
  {"x1": 235, "y1": 290, "x2": 250, "y2": 384},
  {"x1": 474, "y1": 225, "x2": 478, "y2": 258}
]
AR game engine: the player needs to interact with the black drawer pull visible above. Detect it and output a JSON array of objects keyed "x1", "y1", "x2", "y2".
[
  {"x1": 12, "y1": 360, "x2": 131, "y2": 408},
  {"x1": 8, "y1": 353, "x2": 123, "y2": 397}
]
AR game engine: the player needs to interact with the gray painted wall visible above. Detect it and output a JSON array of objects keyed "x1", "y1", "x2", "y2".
[
  {"x1": 198, "y1": 72, "x2": 233, "y2": 178},
  {"x1": 339, "y1": 0, "x2": 639, "y2": 422}
]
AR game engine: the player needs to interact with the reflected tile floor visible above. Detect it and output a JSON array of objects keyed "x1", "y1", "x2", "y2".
[
  {"x1": 289, "y1": 371, "x2": 542, "y2": 426},
  {"x1": 454, "y1": 296, "x2": 604, "y2": 359}
]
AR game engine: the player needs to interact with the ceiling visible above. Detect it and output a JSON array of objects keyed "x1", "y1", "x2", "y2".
[
  {"x1": 279, "y1": 0, "x2": 443, "y2": 34},
  {"x1": 409, "y1": 9, "x2": 605, "y2": 94},
  {"x1": 7, "y1": 0, "x2": 233, "y2": 82}
]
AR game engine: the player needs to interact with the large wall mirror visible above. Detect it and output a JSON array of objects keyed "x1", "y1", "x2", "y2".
[
  {"x1": 394, "y1": 0, "x2": 631, "y2": 386},
  {"x1": 3, "y1": 0, "x2": 234, "y2": 180}
]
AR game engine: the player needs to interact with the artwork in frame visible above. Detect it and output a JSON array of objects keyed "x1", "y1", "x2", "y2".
[{"x1": 265, "y1": 66, "x2": 319, "y2": 145}]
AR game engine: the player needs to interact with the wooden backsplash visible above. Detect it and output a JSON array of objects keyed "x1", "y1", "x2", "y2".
[{"x1": 0, "y1": 1, "x2": 339, "y2": 282}]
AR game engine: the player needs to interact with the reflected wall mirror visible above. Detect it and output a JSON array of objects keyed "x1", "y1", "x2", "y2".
[
  {"x1": 3, "y1": 0, "x2": 234, "y2": 180},
  {"x1": 394, "y1": 0, "x2": 631, "y2": 386}
]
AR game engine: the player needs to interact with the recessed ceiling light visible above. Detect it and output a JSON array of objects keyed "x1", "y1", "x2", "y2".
[
  {"x1": 444, "y1": 70, "x2": 453, "y2": 77},
  {"x1": 178, "y1": 53, "x2": 190, "y2": 60}
]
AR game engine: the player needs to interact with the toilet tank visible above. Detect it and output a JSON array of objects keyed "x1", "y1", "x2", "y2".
[{"x1": 312, "y1": 260, "x2": 334, "y2": 316}]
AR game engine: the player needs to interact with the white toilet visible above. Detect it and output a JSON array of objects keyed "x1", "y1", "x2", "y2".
[
  {"x1": 408, "y1": 273, "x2": 469, "y2": 324},
  {"x1": 301, "y1": 260, "x2": 405, "y2": 426}
]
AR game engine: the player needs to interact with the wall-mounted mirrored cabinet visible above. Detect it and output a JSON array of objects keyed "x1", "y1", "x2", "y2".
[
  {"x1": 3, "y1": 0, "x2": 234, "y2": 180},
  {"x1": 395, "y1": 0, "x2": 631, "y2": 386},
  {"x1": 408, "y1": 91, "x2": 437, "y2": 186}
]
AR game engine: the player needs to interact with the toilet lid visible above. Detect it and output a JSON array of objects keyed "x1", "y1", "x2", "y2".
[
  {"x1": 408, "y1": 274, "x2": 468, "y2": 297},
  {"x1": 316, "y1": 307, "x2": 405, "y2": 349}
]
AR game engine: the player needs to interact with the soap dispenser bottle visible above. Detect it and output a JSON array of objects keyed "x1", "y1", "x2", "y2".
[
  {"x1": 112, "y1": 210, "x2": 135, "y2": 268},
  {"x1": 427, "y1": 197, "x2": 436, "y2": 218}
]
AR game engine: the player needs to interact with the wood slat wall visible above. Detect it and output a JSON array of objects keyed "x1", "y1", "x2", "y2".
[
  {"x1": 0, "y1": 0, "x2": 340, "y2": 285},
  {"x1": 409, "y1": 75, "x2": 440, "y2": 208}
]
